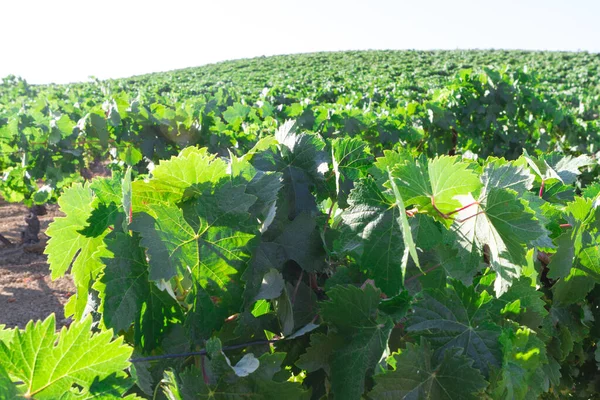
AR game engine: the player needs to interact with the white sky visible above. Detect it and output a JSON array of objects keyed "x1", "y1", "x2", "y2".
[{"x1": 1, "y1": 0, "x2": 599, "y2": 84}]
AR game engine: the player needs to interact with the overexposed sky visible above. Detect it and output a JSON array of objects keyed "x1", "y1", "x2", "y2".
[{"x1": 1, "y1": 0, "x2": 599, "y2": 84}]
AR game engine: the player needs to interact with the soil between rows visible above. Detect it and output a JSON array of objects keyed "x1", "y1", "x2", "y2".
[{"x1": 0, "y1": 199, "x2": 74, "y2": 329}]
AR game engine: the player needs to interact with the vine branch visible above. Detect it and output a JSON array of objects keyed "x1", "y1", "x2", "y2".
[{"x1": 129, "y1": 338, "x2": 281, "y2": 363}]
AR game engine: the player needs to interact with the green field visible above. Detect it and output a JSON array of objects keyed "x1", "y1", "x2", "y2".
[{"x1": 1, "y1": 50, "x2": 600, "y2": 399}]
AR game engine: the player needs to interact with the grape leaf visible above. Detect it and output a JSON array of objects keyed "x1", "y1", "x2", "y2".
[
  {"x1": 389, "y1": 167, "x2": 421, "y2": 277},
  {"x1": 407, "y1": 281, "x2": 502, "y2": 376},
  {"x1": 480, "y1": 158, "x2": 534, "y2": 196},
  {"x1": 131, "y1": 179, "x2": 259, "y2": 284},
  {"x1": 131, "y1": 147, "x2": 227, "y2": 210},
  {"x1": 331, "y1": 137, "x2": 373, "y2": 207},
  {"x1": 391, "y1": 155, "x2": 481, "y2": 224},
  {"x1": 336, "y1": 178, "x2": 405, "y2": 295},
  {"x1": 452, "y1": 188, "x2": 546, "y2": 295},
  {"x1": 94, "y1": 233, "x2": 182, "y2": 351},
  {"x1": 319, "y1": 284, "x2": 393, "y2": 400},
  {"x1": 44, "y1": 183, "x2": 109, "y2": 320},
  {"x1": 524, "y1": 152, "x2": 594, "y2": 185},
  {"x1": 161, "y1": 339, "x2": 309, "y2": 399},
  {"x1": 491, "y1": 327, "x2": 548, "y2": 400},
  {"x1": 0, "y1": 314, "x2": 131, "y2": 399},
  {"x1": 252, "y1": 120, "x2": 327, "y2": 220},
  {"x1": 0, "y1": 365, "x2": 17, "y2": 399},
  {"x1": 369, "y1": 338, "x2": 487, "y2": 400},
  {"x1": 296, "y1": 333, "x2": 338, "y2": 375},
  {"x1": 488, "y1": 277, "x2": 548, "y2": 329}
]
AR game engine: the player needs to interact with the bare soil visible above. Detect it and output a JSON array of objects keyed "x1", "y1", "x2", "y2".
[{"x1": 0, "y1": 200, "x2": 74, "y2": 329}]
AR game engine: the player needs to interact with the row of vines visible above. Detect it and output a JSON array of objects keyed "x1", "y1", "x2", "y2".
[{"x1": 1, "y1": 50, "x2": 600, "y2": 398}]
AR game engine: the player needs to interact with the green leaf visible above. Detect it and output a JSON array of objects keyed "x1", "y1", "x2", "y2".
[
  {"x1": 94, "y1": 233, "x2": 182, "y2": 351},
  {"x1": 0, "y1": 365, "x2": 17, "y2": 399},
  {"x1": 266, "y1": 212, "x2": 326, "y2": 273},
  {"x1": 0, "y1": 325, "x2": 15, "y2": 345},
  {"x1": 296, "y1": 333, "x2": 338, "y2": 375},
  {"x1": 79, "y1": 203, "x2": 120, "y2": 237},
  {"x1": 87, "y1": 113, "x2": 110, "y2": 147},
  {"x1": 552, "y1": 233, "x2": 600, "y2": 305},
  {"x1": 391, "y1": 155, "x2": 481, "y2": 224},
  {"x1": 491, "y1": 327, "x2": 548, "y2": 400},
  {"x1": 481, "y1": 158, "x2": 534, "y2": 196},
  {"x1": 407, "y1": 282, "x2": 502, "y2": 376},
  {"x1": 389, "y1": 167, "x2": 421, "y2": 278},
  {"x1": 131, "y1": 179, "x2": 259, "y2": 284},
  {"x1": 331, "y1": 137, "x2": 373, "y2": 207},
  {"x1": 488, "y1": 277, "x2": 548, "y2": 329},
  {"x1": 320, "y1": 284, "x2": 393, "y2": 400},
  {"x1": 223, "y1": 103, "x2": 251, "y2": 125},
  {"x1": 274, "y1": 286, "x2": 295, "y2": 336},
  {"x1": 45, "y1": 183, "x2": 109, "y2": 320},
  {"x1": 452, "y1": 188, "x2": 546, "y2": 295},
  {"x1": 378, "y1": 291, "x2": 412, "y2": 322},
  {"x1": 336, "y1": 178, "x2": 405, "y2": 295},
  {"x1": 524, "y1": 151, "x2": 594, "y2": 185},
  {"x1": 254, "y1": 120, "x2": 327, "y2": 220},
  {"x1": 369, "y1": 338, "x2": 487, "y2": 400},
  {"x1": 547, "y1": 233, "x2": 575, "y2": 279},
  {"x1": 131, "y1": 147, "x2": 227, "y2": 210},
  {"x1": 255, "y1": 269, "x2": 285, "y2": 301},
  {"x1": 161, "y1": 339, "x2": 309, "y2": 399},
  {"x1": 0, "y1": 314, "x2": 131, "y2": 399}
]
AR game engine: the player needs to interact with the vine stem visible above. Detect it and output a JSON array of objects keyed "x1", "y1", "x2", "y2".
[
  {"x1": 322, "y1": 203, "x2": 335, "y2": 235},
  {"x1": 292, "y1": 270, "x2": 304, "y2": 305},
  {"x1": 454, "y1": 211, "x2": 485, "y2": 224},
  {"x1": 405, "y1": 262, "x2": 443, "y2": 284},
  {"x1": 432, "y1": 197, "x2": 480, "y2": 220},
  {"x1": 201, "y1": 355, "x2": 209, "y2": 385},
  {"x1": 129, "y1": 339, "x2": 281, "y2": 363},
  {"x1": 445, "y1": 201, "x2": 479, "y2": 216},
  {"x1": 539, "y1": 180, "x2": 545, "y2": 198}
]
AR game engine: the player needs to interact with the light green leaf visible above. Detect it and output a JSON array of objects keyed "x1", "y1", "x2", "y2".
[
  {"x1": 332, "y1": 137, "x2": 373, "y2": 207},
  {"x1": 391, "y1": 155, "x2": 481, "y2": 224},
  {"x1": 389, "y1": 167, "x2": 420, "y2": 277},
  {"x1": 45, "y1": 183, "x2": 109, "y2": 320},
  {"x1": 0, "y1": 314, "x2": 131, "y2": 399}
]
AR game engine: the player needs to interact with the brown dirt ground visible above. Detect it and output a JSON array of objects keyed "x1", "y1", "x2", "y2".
[{"x1": 0, "y1": 199, "x2": 74, "y2": 329}]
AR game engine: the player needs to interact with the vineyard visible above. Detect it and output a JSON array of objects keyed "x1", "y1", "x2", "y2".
[{"x1": 1, "y1": 50, "x2": 600, "y2": 399}]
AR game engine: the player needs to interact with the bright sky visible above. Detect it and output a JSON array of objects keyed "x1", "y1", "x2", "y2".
[{"x1": 2, "y1": 0, "x2": 599, "y2": 84}]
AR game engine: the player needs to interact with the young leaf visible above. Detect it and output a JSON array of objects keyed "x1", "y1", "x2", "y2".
[
  {"x1": 332, "y1": 137, "x2": 373, "y2": 207},
  {"x1": 0, "y1": 314, "x2": 132, "y2": 399},
  {"x1": 391, "y1": 155, "x2": 481, "y2": 224}
]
